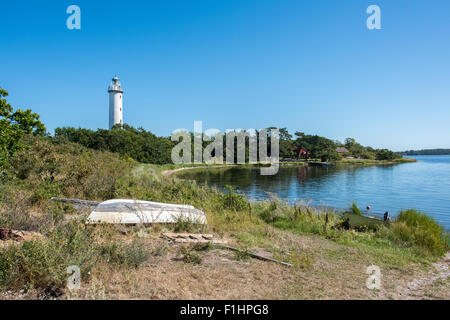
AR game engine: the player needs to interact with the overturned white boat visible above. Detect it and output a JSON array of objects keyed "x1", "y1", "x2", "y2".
[{"x1": 86, "y1": 199, "x2": 207, "y2": 225}]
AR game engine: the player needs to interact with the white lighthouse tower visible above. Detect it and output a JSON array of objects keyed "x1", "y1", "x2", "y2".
[{"x1": 108, "y1": 76, "x2": 124, "y2": 129}]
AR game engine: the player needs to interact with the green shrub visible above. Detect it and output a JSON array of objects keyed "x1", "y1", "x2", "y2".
[
  {"x1": 0, "y1": 184, "x2": 72, "y2": 232},
  {"x1": 151, "y1": 243, "x2": 168, "y2": 257},
  {"x1": 350, "y1": 202, "x2": 362, "y2": 215},
  {"x1": 391, "y1": 209, "x2": 448, "y2": 256},
  {"x1": 193, "y1": 242, "x2": 212, "y2": 252},
  {"x1": 54, "y1": 125, "x2": 174, "y2": 165},
  {"x1": 0, "y1": 89, "x2": 46, "y2": 169},
  {"x1": 257, "y1": 201, "x2": 280, "y2": 224},
  {"x1": 0, "y1": 221, "x2": 97, "y2": 294},
  {"x1": 223, "y1": 186, "x2": 251, "y2": 212},
  {"x1": 173, "y1": 216, "x2": 205, "y2": 233},
  {"x1": 180, "y1": 247, "x2": 202, "y2": 265},
  {"x1": 7, "y1": 135, "x2": 132, "y2": 202},
  {"x1": 233, "y1": 248, "x2": 251, "y2": 261},
  {"x1": 375, "y1": 149, "x2": 401, "y2": 161},
  {"x1": 33, "y1": 182, "x2": 61, "y2": 202},
  {"x1": 98, "y1": 240, "x2": 149, "y2": 268},
  {"x1": 253, "y1": 201, "x2": 338, "y2": 235}
]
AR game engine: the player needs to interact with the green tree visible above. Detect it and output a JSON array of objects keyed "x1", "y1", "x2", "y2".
[
  {"x1": 0, "y1": 89, "x2": 46, "y2": 167},
  {"x1": 345, "y1": 137, "x2": 366, "y2": 158},
  {"x1": 279, "y1": 128, "x2": 295, "y2": 159},
  {"x1": 375, "y1": 149, "x2": 401, "y2": 161},
  {"x1": 55, "y1": 124, "x2": 174, "y2": 165},
  {"x1": 293, "y1": 132, "x2": 339, "y2": 160},
  {"x1": 344, "y1": 138, "x2": 356, "y2": 149}
]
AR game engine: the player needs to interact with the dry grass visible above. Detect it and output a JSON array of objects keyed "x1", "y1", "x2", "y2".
[
  {"x1": 1, "y1": 136, "x2": 447, "y2": 300},
  {"x1": 1, "y1": 221, "x2": 448, "y2": 300},
  {"x1": 61, "y1": 228, "x2": 448, "y2": 300}
]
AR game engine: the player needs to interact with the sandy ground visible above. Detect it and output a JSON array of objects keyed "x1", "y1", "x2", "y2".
[
  {"x1": 160, "y1": 162, "x2": 308, "y2": 177},
  {"x1": 161, "y1": 165, "x2": 240, "y2": 177},
  {"x1": 72, "y1": 232, "x2": 450, "y2": 300},
  {"x1": 392, "y1": 252, "x2": 450, "y2": 299},
  {"x1": 1, "y1": 228, "x2": 448, "y2": 300}
]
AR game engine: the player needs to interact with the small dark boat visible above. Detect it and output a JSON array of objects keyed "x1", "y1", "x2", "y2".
[{"x1": 337, "y1": 212, "x2": 388, "y2": 230}]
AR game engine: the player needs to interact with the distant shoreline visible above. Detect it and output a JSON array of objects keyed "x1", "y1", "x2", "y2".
[
  {"x1": 400, "y1": 149, "x2": 450, "y2": 156},
  {"x1": 161, "y1": 158, "x2": 415, "y2": 177},
  {"x1": 162, "y1": 162, "x2": 308, "y2": 176},
  {"x1": 402, "y1": 154, "x2": 450, "y2": 156}
]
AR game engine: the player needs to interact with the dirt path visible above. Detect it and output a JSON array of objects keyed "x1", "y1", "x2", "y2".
[
  {"x1": 162, "y1": 165, "x2": 240, "y2": 177},
  {"x1": 161, "y1": 162, "x2": 308, "y2": 177},
  {"x1": 393, "y1": 253, "x2": 450, "y2": 299}
]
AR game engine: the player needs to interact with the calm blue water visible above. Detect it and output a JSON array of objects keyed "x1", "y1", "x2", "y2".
[{"x1": 178, "y1": 156, "x2": 450, "y2": 230}]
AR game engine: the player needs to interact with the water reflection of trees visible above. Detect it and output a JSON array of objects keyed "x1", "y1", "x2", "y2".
[
  {"x1": 178, "y1": 162, "x2": 450, "y2": 230},
  {"x1": 180, "y1": 164, "x2": 398, "y2": 203}
]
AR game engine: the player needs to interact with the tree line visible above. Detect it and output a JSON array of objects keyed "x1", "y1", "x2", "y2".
[
  {"x1": 401, "y1": 149, "x2": 450, "y2": 156},
  {"x1": 1, "y1": 88, "x2": 402, "y2": 167},
  {"x1": 54, "y1": 126, "x2": 402, "y2": 164},
  {"x1": 54, "y1": 125, "x2": 173, "y2": 165},
  {"x1": 0, "y1": 89, "x2": 46, "y2": 168}
]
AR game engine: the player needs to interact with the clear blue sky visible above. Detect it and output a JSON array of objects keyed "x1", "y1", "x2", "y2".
[{"x1": 1, "y1": 0, "x2": 449, "y2": 151}]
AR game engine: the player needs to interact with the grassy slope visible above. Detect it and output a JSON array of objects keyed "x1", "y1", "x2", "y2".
[
  {"x1": 70, "y1": 173, "x2": 448, "y2": 299},
  {"x1": 96, "y1": 162, "x2": 448, "y2": 300},
  {"x1": 0, "y1": 137, "x2": 447, "y2": 300}
]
